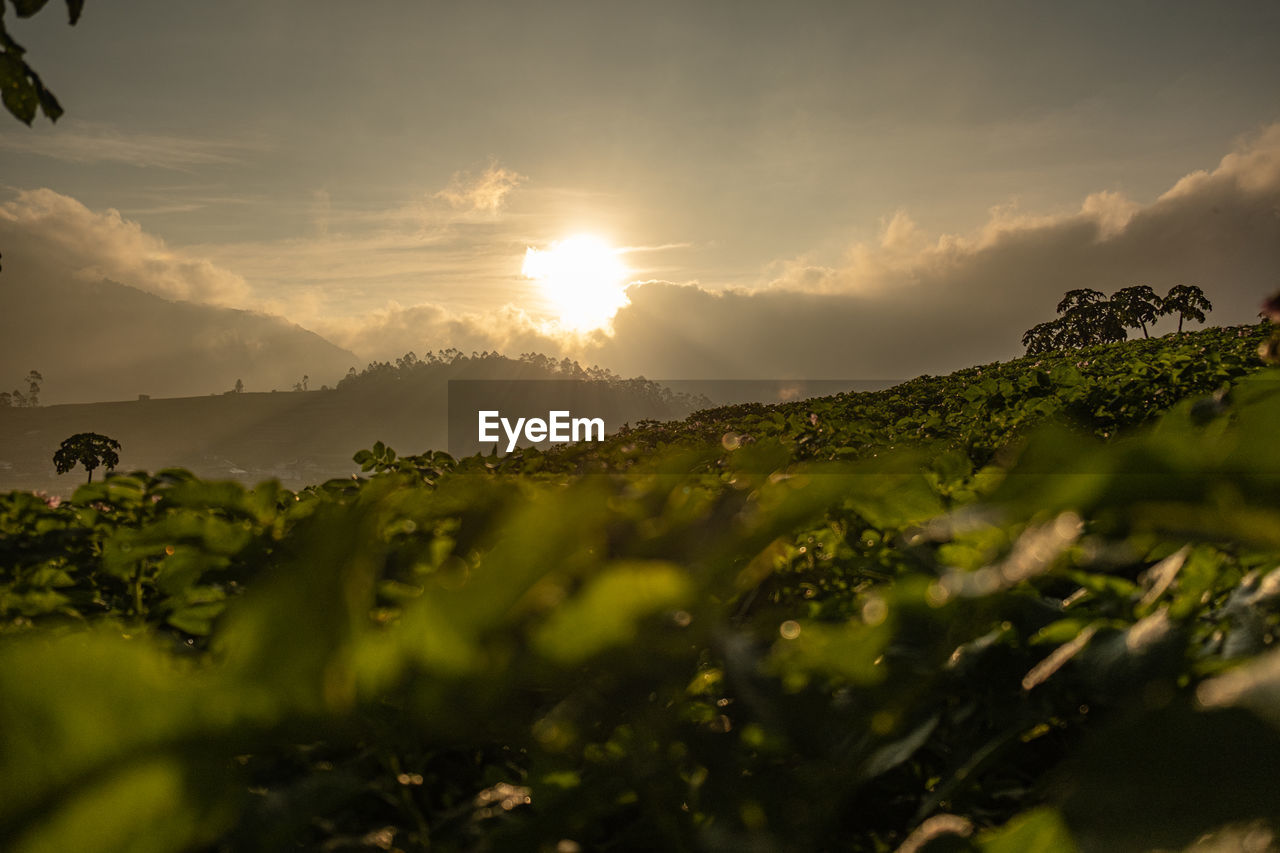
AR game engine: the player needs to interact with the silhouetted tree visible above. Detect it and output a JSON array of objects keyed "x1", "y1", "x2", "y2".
[
  {"x1": 1111, "y1": 285, "x2": 1162, "y2": 338},
  {"x1": 234, "y1": 378, "x2": 244, "y2": 394},
  {"x1": 1057, "y1": 289, "x2": 1125, "y2": 346},
  {"x1": 53, "y1": 432, "x2": 121, "y2": 483},
  {"x1": 3, "y1": 370, "x2": 43, "y2": 407},
  {"x1": 1023, "y1": 288, "x2": 1127, "y2": 354},
  {"x1": 1161, "y1": 285, "x2": 1213, "y2": 333},
  {"x1": 1022, "y1": 320, "x2": 1066, "y2": 355},
  {"x1": 23, "y1": 370, "x2": 42, "y2": 406}
]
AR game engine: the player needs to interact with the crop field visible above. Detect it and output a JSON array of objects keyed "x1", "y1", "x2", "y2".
[{"x1": 2, "y1": 323, "x2": 1279, "y2": 852}]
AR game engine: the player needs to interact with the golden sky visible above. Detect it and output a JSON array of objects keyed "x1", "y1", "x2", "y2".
[{"x1": 1, "y1": 1, "x2": 1279, "y2": 390}]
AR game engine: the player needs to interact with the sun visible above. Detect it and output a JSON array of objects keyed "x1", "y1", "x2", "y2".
[{"x1": 522, "y1": 234, "x2": 629, "y2": 332}]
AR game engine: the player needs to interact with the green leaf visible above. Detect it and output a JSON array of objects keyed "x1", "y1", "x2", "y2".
[
  {"x1": 534, "y1": 561, "x2": 693, "y2": 664},
  {"x1": 0, "y1": 52, "x2": 39, "y2": 125},
  {"x1": 979, "y1": 807, "x2": 1078, "y2": 853}
]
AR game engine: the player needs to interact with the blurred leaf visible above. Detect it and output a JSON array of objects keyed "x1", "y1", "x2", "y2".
[
  {"x1": 979, "y1": 807, "x2": 1077, "y2": 853},
  {"x1": 533, "y1": 561, "x2": 693, "y2": 665}
]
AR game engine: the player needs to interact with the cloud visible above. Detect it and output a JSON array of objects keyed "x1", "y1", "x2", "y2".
[
  {"x1": 0, "y1": 188, "x2": 251, "y2": 305},
  {"x1": 315, "y1": 301, "x2": 562, "y2": 364},
  {"x1": 434, "y1": 161, "x2": 526, "y2": 214},
  {"x1": 319, "y1": 124, "x2": 1280, "y2": 381},
  {"x1": 576, "y1": 123, "x2": 1280, "y2": 380},
  {"x1": 0, "y1": 121, "x2": 264, "y2": 169}
]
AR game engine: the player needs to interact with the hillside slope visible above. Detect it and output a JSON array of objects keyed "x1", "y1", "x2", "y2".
[
  {"x1": 510, "y1": 323, "x2": 1273, "y2": 473},
  {"x1": 0, "y1": 276, "x2": 358, "y2": 403}
]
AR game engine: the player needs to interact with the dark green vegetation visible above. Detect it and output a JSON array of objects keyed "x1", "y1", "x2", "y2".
[
  {"x1": 2, "y1": 322, "x2": 1279, "y2": 852},
  {"x1": 1022, "y1": 285, "x2": 1212, "y2": 354},
  {"x1": 0, "y1": 0, "x2": 83, "y2": 125},
  {"x1": 52, "y1": 431, "x2": 119, "y2": 483}
]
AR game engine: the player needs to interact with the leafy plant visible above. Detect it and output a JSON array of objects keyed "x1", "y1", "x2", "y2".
[{"x1": 2, "y1": 323, "x2": 1279, "y2": 851}]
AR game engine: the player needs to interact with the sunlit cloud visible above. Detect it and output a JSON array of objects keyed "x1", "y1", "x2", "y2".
[
  {"x1": 434, "y1": 161, "x2": 527, "y2": 214},
  {"x1": 581, "y1": 123, "x2": 1280, "y2": 379}
]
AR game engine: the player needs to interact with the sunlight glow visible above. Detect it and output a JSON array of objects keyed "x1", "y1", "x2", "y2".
[{"x1": 521, "y1": 234, "x2": 629, "y2": 332}]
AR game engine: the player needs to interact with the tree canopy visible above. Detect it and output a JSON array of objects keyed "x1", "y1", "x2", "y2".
[
  {"x1": 1023, "y1": 285, "x2": 1214, "y2": 354},
  {"x1": 52, "y1": 431, "x2": 120, "y2": 483}
]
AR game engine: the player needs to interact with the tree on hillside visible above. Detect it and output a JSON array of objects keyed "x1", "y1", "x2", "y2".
[
  {"x1": 53, "y1": 432, "x2": 120, "y2": 483},
  {"x1": 23, "y1": 370, "x2": 41, "y2": 406},
  {"x1": 1111, "y1": 285, "x2": 1162, "y2": 338},
  {"x1": 1056, "y1": 289, "x2": 1126, "y2": 347},
  {"x1": 234, "y1": 378, "x2": 244, "y2": 394},
  {"x1": 1021, "y1": 320, "x2": 1066, "y2": 355},
  {"x1": 1022, "y1": 288, "x2": 1130, "y2": 354},
  {"x1": 2, "y1": 370, "x2": 43, "y2": 407},
  {"x1": 1161, "y1": 285, "x2": 1213, "y2": 333}
]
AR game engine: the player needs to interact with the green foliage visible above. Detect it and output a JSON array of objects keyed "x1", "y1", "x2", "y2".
[
  {"x1": 2, "y1": 325, "x2": 1280, "y2": 850},
  {"x1": 0, "y1": 0, "x2": 84, "y2": 125}
]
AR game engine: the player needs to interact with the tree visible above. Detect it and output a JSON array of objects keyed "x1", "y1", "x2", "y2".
[
  {"x1": 23, "y1": 369, "x2": 41, "y2": 406},
  {"x1": 53, "y1": 432, "x2": 120, "y2": 483},
  {"x1": 1161, "y1": 285, "x2": 1213, "y2": 333},
  {"x1": 1111, "y1": 285, "x2": 1162, "y2": 339},
  {"x1": 1021, "y1": 320, "x2": 1066, "y2": 355},
  {"x1": 234, "y1": 378, "x2": 244, "y2": 394},
  {"x1": 1022, "y1": 288, "x2": 1129, "y2": 354},
  {"x1": 1055, "y1": 289, "x2": 1125, "y2": 347},
  {"x1": 0, "y1": 0, "x2": 86, "y2": 126}
]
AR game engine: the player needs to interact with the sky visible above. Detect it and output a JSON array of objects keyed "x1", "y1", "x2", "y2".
[{"x1": 2, "y1": 0, "x2": 1279, "y2": 391}]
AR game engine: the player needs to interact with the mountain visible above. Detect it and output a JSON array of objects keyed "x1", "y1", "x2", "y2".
[{"x1": 0, "y1": 276, "x2": 358, "y2": 403}]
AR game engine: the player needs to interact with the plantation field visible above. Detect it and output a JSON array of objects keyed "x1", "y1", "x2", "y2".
[{"x1": 2, "y1": 322, "x2": 1280, "y2": 852}]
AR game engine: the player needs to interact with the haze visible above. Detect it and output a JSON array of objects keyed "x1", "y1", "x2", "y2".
[{"x1": 2, "y1": 0, "x2": 1279, "y2": 402}]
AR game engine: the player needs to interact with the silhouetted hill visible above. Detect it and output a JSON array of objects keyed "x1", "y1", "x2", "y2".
[
  {"x1": 0, "y1": 351, "x2": 709, "y2": 494},
  {"x1": 0, "y1": 276, "x2": 357, "y2": 403}
]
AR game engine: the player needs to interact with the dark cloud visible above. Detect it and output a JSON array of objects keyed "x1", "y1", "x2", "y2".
[{"x1": 580, "y1": 125, "x2": 1280, "y2": 380}]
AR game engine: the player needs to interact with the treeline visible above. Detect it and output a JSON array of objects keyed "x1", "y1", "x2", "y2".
[
  {"x1": 335, "y1": 349, "x2": 711, "y2": 411},
  {"x1": 0, "y1": 370, "x2": 42, "y2": 408},
  {"x1": 1022, "y1": 285, "x2": 1212, "y2": 354}
]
